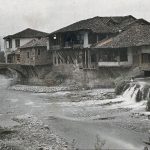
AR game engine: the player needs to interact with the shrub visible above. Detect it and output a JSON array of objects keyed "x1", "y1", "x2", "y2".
[
  {"x1": 115, "y1": 80, "x2": 130, "y2": 95},
  {"x1": 136, "y1": 90, "x2": 142, "y2": 102},
  {"x1": 146, "y1": 99, "x2": 150, "y2": 111}
]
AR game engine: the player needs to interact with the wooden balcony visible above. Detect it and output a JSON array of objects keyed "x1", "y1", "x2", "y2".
[
  {"x1": 49, "y1": 43, "x2": 83, "y2": 50},
  {"x1": 49, "y1": 45, "x2": 61, "y2": 50},
  {"x1": 64, "y1": 41, "x2": 84, "y2": 49},
  {"x1": 98, "y1": 61, "x2": 132, "y2": 67}
]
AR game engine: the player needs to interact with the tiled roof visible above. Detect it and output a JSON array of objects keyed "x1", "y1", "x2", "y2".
[
  {"x1": 93, "y1": 19, "x2": 150, "y2": 48},
  {"x1": 49, "y1": 15, "x2": 136, "y2": 35},
  {"x1": 20, "y1": 38, "x2": 47, "y2": 49},
  {"x1": 4, "y1": 28, "x2": 49, "y2": 39}
]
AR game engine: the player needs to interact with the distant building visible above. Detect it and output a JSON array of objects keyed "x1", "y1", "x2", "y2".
[
  {"x1": 3, "y1": 28, "x2": 49, "y2": 64},
  {"x1": 20, "y1": 38, "x2": 52, "y2": 66},
  {"x1": 47, "y1": 15, "x2": 136, "y2": 69}
]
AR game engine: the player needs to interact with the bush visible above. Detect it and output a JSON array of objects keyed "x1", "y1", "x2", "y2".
[
  {"x1": 143, "y1": 85, "x2": 150, "y2": 100},
  {"x1": 146, "y1": 99, "x2": 150, "y2": 111},
  {"x1": 115, "y1": 80, "x2": 130, "y2": 95},
  {"x1": 136, "y1": 90, "x2": 142, "y2": 102}
]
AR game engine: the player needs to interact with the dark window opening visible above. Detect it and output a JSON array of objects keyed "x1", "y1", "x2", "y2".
[
  {"x1": 98, "y1": 48, "x2": 128, "y2": 62},
  {"x1": 98, "y1": 49, "x2": 119, "y2": 62},
  {"x1": 88, "y1": 33, "x2": 97, "y2": 44},
  {"x1": 97, "y1": 34, "x2": 107, "y2": 42},
  {"x1": 91, "y1": 54, "x2": 97, "y2": 63},
  {"x1": 64, "y1": 32, "x2": 84, "y2": 47},
  {"x1": 15, "y1": 39, "x2": 20, "y2": 48},
  {"x1": 120, "y1": 49, "x2": 128, "y2": 61},
  {"x1": 144, "y1": 71, "x2": 150, "y2": 77},
  {"x1": 142, "y1": 53, "x2": 150, "y2": 63},
  {"x1": 27, "y1": 52, "x2": 30, "y2": 58},
  {"x1": 38, "y1": 49, "x2": 40, "y2": 55},
  {"x1": 9, "y1": 40, "x2": 12, "y2": 48}
]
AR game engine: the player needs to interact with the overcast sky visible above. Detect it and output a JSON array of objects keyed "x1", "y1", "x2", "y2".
[{"x1": 0, "y1": 0, "x2": 149, "y2": 36}]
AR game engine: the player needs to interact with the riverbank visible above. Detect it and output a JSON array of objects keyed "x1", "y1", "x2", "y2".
[
  {"x1": 9, "y1": 84, "x2": 79, "y2": 93},
  {"x1": 1, "y1": 74, "x2": 150, "y2": 149},
  {"x1": 0, "y1": 115, "x2": 67, "y2": 150},
  {"x1": 13, "y1": 65, "x2": 143, "y2": 89}
]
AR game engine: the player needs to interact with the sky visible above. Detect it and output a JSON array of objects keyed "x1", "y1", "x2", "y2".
[{"x1": 0, "y1": 0, "x2": 150, "y2": 36}]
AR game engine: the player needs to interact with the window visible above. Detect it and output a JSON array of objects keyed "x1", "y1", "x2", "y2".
[
  {"x1": 27, "y1": 52, "x2": 30, "y2": 58},
  {"x1": 142, "y1": 53, "x2": 150, "y2": 63},
  {"x1": 120, "y1": 49, "x2": 128, "y2": 61},
  {"x1": 15, "y1": 39, "x2": 20, "y2": 48},
  {"x1": 91, "y1": 54, "x2": 97, "y2": 63},
  {"x1": 9, "y1": 40, "x2": 12, "y2": 48},
  {"x1": 99, "y1": 49, "x2": 119, "y2": 62},
  {"x1": 88, "y1": 33, "x2": 97, "y2": 44},
  {"x1": 38, "y1": 49, "x2": 40, "y2": 55}
]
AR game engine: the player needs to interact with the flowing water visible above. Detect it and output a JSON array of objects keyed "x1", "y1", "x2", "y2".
[{"x1": 0, "y1": 75, "x2": 149, "y2": 149}]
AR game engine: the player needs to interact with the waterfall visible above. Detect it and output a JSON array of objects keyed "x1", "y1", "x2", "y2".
[{"x1": 121, "y1": 79, "x2": 150, "y2": 105}]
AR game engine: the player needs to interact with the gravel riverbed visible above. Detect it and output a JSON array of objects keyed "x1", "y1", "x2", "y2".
[{"x1": 1, "y1": 79, "x2": 150, "y2": 149}]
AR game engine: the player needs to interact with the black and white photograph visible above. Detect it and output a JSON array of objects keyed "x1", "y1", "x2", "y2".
[{"x1": 0, "y1": 0, "x2": 150, "y2": 149}]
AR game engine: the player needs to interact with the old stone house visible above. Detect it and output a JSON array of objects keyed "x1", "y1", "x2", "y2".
[
  {"x1": 93, "y1": 19, "x2": 150, "y2": 74},
  {"x1": 3, "y1": 28, "x2": 49, "y2": 64},
  {"x1": 47, "y1": 15, "x2": 137, "y2": 69},
  {"x1": 20, "y1": 38, "x2": 52, "y2": 66}
]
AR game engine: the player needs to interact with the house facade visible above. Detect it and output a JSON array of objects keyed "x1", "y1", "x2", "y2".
[
  {"x1": 20, "y1": 38, "x2": 52, "y2": 66},
  {"x1": 3, "y1": 28, "x2": 49, "y2": 64},
  {"x1": 47, "y1": 15, "x2": 137, "y2": 69},
  {"x1": 92, "y1": 19, "x2": 150, "y2": 71}
]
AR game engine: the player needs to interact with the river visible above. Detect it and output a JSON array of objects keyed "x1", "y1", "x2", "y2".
[{"x1": 0, "y1": 75, "x2": 149, "y2": 149}]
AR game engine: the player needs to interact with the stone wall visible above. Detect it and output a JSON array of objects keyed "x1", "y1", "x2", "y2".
[
  {"x1": 44, "y1": 64, "x2": 141, "y2": 88},
  {"x1": 20, "y1": 47, "x2": 52, "y2": 66},
  {"x1": 13, "y1": 63, "x2": 143, "y2": 88}
]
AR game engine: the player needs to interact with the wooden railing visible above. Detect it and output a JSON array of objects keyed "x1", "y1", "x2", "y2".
[
  {"x1": 49, "y1": 45, "x2": 61, "y2": 50},
  {"x1": 49, "y1": 41, "x2": 84, "y2": 50}
]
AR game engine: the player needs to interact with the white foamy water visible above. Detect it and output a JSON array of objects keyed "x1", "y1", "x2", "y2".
[
  {"x1": 7, "y1": 98, "x2": 18, "y2": 103},
  {"x1": 25, "y1": 101, "x2": 34, "y2": 105},
  {"x1": 0, "y1": 75, "x2": 12, "y2": 89},
  {"x1": 123, "y1": 81, "x2": 149, "y2": 102},
  {"x1": 123, "y1": 84, "x2": 139, "y2": 102}
]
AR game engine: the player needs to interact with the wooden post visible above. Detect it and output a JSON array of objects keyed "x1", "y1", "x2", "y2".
[
  {"x1": 96, "y1": 35, "x2": 99, "y2": 43},
  {"x1": 83, "y1": 32, "x2": 89, "y2": 48},
  {"x1": 88, "y1": 49, "x2": 91, "y2": 68},
  {"x1": 139, "y1": 51, "x2": 142, "y2": 67},
  {"x1": 85, "y1": 49, "x2": 86, "y2": 68},
  {"x1": 118, "y1": 49, "x2": 120, "y2": 65}
]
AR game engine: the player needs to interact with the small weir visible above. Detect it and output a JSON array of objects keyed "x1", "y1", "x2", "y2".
[{"x1": 118, "y1": 78, "x2": 150, "y2": 110}]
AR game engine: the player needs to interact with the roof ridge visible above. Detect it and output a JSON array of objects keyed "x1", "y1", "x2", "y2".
[
  {"x1": 49, "y1": 15, "x2": 136, "y2": 35},
  {"x1": 121, "y1": 18, "x2": 150, "y2": 31},
  {"x1": 4, "y1": 28, "x2": 49, "y2": 39}
]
